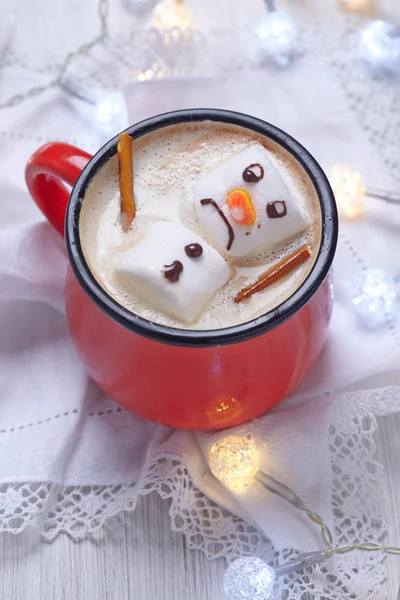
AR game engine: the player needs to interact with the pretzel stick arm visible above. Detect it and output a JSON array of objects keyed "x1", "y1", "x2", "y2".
[
  {"x1": 118, "y1": 132, "x2": 136, "y2": 231},
  {"x1": 234, "y1": 244, "x2": 312, "y2": 303}
]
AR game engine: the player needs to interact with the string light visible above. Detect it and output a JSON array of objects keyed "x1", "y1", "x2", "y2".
[
  {"x1": 0, "y1": 0, "x2": 109, "y2": 110},
  {"x1": 352, "y1": 269, "x2": 397, "y2": 329},
  {"x1": 60, "y1": 78, "x2": 128, "y2": 140},
  {"x1": 257, "y1": 9, "x2": 300, "y2": 67},
  {"x1": 94, "y1": 90, "x2": 128, "y2": 136},
  {"x1": 339, "y1": 0, "x2": 373, "y2": 14},
  {"x1": 209, "y1": 435, "x2": 334, "y2": 548},
  {"x1": 209, "y1": 434, "x2": 400, "y2": 598},
  {"x1": 328, "y1": 165, "x2": 400, "y2": 219},
  {"x1": 328, "y1": 165, "x2": 366, "y2": 219},
  {"x1": 224, "y1": 552, "x2": 327, "y2": 600},
  {"x1": 360, "y1": 20, "x2": 400, "y2": 77},
  {"x1": 152, "y1": 0, "x2": 192, "y2": 37},
  {"x1": 208, "y1": 435, "x2": 259, "y2": 492},
  {"x1": 224, "y1": 557, "x2": 276, "y2": 600}
]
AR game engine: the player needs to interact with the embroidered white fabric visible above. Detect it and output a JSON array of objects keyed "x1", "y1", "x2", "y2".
[
  {"x1": 1, "y1": 7, "x2": 400, "y2": 599},
  {"x1": 0, "y1": 387, "x2": 399, "y2": 600}
]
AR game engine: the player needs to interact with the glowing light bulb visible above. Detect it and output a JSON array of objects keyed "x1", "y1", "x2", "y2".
[
  {"x1": 352, "y1": 269, "x2": 397, "y2": 328},
  {"x1": 257, "y1": 11, "x2": 300, "y2": 67},
  {"x1": 152, "y1": 0, "x2": 192, "y2": 36},
  {"x1": 223, "y1": 551, "x2": 328, "y2": 599},
  {"x1": 340, "y1": 0, "x2": 373, "y2": 13},
  {"x1": 209, "y1": 435, "x2": 259, "y2": 492},
  {"x1": 224, "y1": 557, "x2": 276, "y2": 600},
  {"x1": 328, "y1": 165, "x2": 366, "y2": 219},
  {"x1": 60, "y1": 78, "x2": 129, "y2": 141},
  {"x1": 94, "y1": 90, "x2": 129, "y2": 137},
  {"x1": 360, "y1": 20, "x2": 400, "y2": 77}
]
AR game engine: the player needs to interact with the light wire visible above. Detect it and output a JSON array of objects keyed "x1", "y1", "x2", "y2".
[
  {"x1": 0, "y1": 0, "x2": 109, "y2": 110},
  {"x1": 296, "y1": 492, "x2": 400, "y2": 561},
  {"x1": 254, "y1": 470, "x2": 400, "y2": 562}
]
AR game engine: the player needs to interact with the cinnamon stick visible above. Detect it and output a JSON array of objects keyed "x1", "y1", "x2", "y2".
[
  {"x1": 117, "y1": 132, "x2": 135, "y2": 231},
  {"x1": 234, "y1": 243, "x2": 312, "y2": 303}
]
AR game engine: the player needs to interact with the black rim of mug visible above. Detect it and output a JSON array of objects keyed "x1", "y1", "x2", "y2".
[{"x1": 66, "y1": 109, "x2": 338, "y2": 348}]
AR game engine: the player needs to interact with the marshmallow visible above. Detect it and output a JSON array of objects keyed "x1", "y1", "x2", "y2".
[
  {"x1": 115, "y1": 221, "x2": 230, "y2": 324},
  {"x1": 193, "y1": 143, "x2": 310, "y2": 258}
]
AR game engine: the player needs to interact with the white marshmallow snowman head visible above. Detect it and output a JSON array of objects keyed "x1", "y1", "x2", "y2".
[
  {"x1": 193, "y1": 143, "x2": 310, "y2": 258},
  {"x1": 115, "y1": 221, "x2": 230, "y2": 324}
]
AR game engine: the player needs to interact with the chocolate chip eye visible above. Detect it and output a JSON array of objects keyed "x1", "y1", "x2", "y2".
[
  {"x1": 163, "y1": 260, "x2": 183, "y2": 283},
  {"x1": 242, "y1": 163, "x2": 264, "y2": 183},
  {"x1": 185, "y1": 243, "x2": 203, "y2": 258},
  {"x1": 266, "y1": 201, "x2": 287, "y2": 219}
]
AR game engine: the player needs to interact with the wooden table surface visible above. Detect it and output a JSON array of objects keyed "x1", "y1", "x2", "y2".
[
  {"x1": 2, "y1": 1, "x2": 400, "y2": 598},
  {"x1": 0, "y1": 492, "x2": 227, "y2": 599}
]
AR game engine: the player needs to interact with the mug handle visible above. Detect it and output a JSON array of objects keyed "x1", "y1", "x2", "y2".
[{"x1": 25, "y1": 142, "x2": 93, "y2": 238}]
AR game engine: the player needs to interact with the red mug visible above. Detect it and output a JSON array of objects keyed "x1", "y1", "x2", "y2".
[{"x1": 25, "y1": 109, "x2": 337, "y2": 430}]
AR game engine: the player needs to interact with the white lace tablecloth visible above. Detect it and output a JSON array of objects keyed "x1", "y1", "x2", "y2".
[{"x1": 1, "y1": 3, "x2": 400, "y2": 600}]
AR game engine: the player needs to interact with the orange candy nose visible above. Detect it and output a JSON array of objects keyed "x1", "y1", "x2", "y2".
[{"x1": 227, "y1": 189, "x2": 256, "y2": 226}]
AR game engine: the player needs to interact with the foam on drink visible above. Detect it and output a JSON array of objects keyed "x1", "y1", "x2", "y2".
[{"x1": 80, "y1": 121, "x2": 322, "y2": 330}]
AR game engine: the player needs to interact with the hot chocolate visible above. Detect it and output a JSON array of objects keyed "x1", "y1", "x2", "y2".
[{"x1": 80, "y1": 121, "x2": 321, "y2": 330}]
